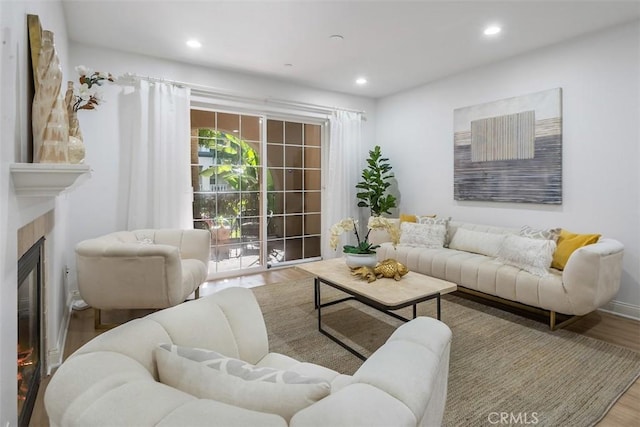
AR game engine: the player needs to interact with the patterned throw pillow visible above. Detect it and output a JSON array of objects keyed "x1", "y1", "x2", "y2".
[
  {"x1": 520, "y1": 225, "x2": 561, "y2": 242},
  {"x1": 496, "y1": 234, "x2": 556, "y2": 277},
  {"x1": 417, "y1": 216, "x2": 450, "y2": 226},
  {"x1": 417, "y1": 216, "x2": 451, "y2": 246},
  {"x1": 155, "y1": 344, "x2": 330, "y2": 420},
  {"x1": 399, "y1": 222, "x2": 447, "y2": 248},
  {"x1": 449, "y1": 228, "x2": 506, "y2": 257}
]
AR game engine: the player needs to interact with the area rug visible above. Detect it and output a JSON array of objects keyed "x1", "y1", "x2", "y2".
[{"x1": 251, "y1": 278, "x2": 640, "y2": 427}]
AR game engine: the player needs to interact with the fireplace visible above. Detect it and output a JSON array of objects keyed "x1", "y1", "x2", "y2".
[{"x1": 17, "y1": 237, "x2": 44, "y2": 427}]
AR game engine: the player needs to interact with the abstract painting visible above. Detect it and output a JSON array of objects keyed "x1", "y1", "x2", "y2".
[{"x1": 453, "y1": 88, "x2": 562, "y2": 204}]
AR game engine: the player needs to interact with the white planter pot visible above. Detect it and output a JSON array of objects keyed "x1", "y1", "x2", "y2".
[{"x1": 344, "y1": 253, "x2": 378, "y2": 269}]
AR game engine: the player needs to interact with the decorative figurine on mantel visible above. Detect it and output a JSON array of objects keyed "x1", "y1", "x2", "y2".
[
  {"x1": 64, "y1": 66, "x2": 115, "y2": 164},
  {"x1": 28, "y1": 12, "x2": 115, "y2": 164},
  {"x1": 32, "y1": 30, "x2": 69, "y2": 163}
]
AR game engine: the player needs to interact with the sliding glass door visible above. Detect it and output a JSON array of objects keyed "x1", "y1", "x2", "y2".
[
  {"x1": 265, "y1": 119, "x2": 322, "y2": 264},
  {"x1": 191, "y1": 109, "x2": 323, "y2": 276}
]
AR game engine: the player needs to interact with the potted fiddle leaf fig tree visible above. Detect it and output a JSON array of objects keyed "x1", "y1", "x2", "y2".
[
  {"x1": 329, "y1": 145, "x2": 399, "y2": 268},
  {"x1": 356, "y1": 145, "x2": 397, "y2": 217}
]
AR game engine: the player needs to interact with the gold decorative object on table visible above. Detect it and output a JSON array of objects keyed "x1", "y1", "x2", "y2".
[
  {"x1": 374, "y1": 259, "x2": 409, "y2": 281},
  {"x1": 350, "y1": 266, "x2": 377, "y2": 283},
  {"x1": 350, "y1": 259, "x2": 409, "y2": 282}
]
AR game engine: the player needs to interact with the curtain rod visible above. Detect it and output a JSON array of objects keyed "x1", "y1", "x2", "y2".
[{"x1": 118, "y1": 73, "x2": 366, "y2": 116}]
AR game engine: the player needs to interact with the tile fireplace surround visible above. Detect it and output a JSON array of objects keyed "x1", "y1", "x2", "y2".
[
  {"x1": 18, "y1": 211, "x2": 53, "y2": 260},
  {"x1": 17, "y1": 211, "x2": 53, "y2": 426}
]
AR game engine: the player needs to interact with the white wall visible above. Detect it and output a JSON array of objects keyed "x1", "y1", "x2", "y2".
[
  {"x1": 0, "y1": 1, "x2": 71, "y2": 425},
  {"x1": 375, "y1": 21, "x2": 640, "y2": 316},
  {"x1": 65, "y1": 43, "x2": 376, "y2": 291}
]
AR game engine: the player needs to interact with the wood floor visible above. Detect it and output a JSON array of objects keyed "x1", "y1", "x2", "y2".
[{"x1": 30, "y1": 267, "x2": 640, "y2": 426}]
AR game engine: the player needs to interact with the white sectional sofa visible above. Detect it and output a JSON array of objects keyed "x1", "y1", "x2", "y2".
[
  {"x1": 45, "y1": 287, "x2": 453, "y2": 427},
  {"x1": 374, "y1": 219, "x2": 624, "y2": 329}
]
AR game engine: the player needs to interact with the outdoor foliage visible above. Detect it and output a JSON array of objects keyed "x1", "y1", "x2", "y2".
[
  {"x1": 198, "y1": 129, "x2": 261, "y2": 194},
  {"x1": 195, "y1": 129, "x2": 276, "y2": 237}
]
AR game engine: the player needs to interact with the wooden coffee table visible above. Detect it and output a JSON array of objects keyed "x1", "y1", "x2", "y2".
[{"x1": 297, "y1": 257, "x2": 457, "y2": 360}]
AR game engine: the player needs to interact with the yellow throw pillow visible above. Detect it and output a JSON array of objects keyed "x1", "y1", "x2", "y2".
[
  {"x1": 400, "y1": 213, "x2": 417, "y2": 223},
  {"x1": 551, "y1": 229, "x2": 601, "y2": 270}
]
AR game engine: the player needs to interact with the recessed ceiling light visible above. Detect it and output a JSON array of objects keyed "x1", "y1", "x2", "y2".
[
  {"x1": 329, "y1": 34, "x2": 344, "y2": 41},
  {"x1": 284, "y1": 63, "x2": 293, "y2": 67},
  {"x1": 483, "y1": 25, "x2": 501, "y2": 36},
  {"x1": 355, "y1": 77, "x2": 367, "y2": 85},
  {"x1": 186, "y1": 39, "x2": 202, "y2": 48}
]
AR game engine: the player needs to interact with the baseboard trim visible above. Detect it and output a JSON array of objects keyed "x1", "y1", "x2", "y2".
[
  {"x1": 598, "y1": 300, "x2": 640, "y2": 321},
  {"x1": 46, "y1": 293, "x2": 74, "y2": 375}
]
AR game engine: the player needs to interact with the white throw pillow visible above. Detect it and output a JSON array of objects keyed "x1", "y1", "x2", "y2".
[
  {"x1": 449, "y1": 228, "x2": 506, "y2": 257},
  {"x1": 155, "y1": 344, "x2": 330, "y2": 421},
  {"x1": 399, "y1": 222, "x2": 446, "y2": 248},
  {"x1": 496, "y1": 234, "x2": 556, "y2": 277}
]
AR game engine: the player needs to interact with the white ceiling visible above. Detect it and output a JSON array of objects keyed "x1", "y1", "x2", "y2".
[{"x1": 62, "y1": 0, "x2": 640, "y2": 98}]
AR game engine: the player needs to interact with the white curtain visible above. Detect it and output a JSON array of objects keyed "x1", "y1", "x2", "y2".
[
  {"x1": 118, "y1": 80, "x2": 193, "y2": 230},
  {"x1": 322, "y1": 110, "x2": 363, "y2": 259}
]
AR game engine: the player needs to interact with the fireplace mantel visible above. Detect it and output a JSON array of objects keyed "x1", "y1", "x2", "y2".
[{"x1": 10, "y1": 163, "x2": 91, "y2": 197}]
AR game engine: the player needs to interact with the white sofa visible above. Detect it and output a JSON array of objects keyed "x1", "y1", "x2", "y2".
[
  {"x1": 44, "y1": 287, "x2": 453, "y2": 427},
  {"x1": 374, "y1": 220, "x2": 624, "y2": 329},
  {"x1": 76, "y1": 229, "x2": 210, "y2": 327}
]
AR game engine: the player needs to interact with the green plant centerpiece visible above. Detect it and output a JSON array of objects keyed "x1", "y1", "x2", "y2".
[
  {"x1": 330, "y1": 145, "x2": 399, "y2": 257},
  {"x1": 330, "y1": 217, "x2": 398, "y2": 255}
]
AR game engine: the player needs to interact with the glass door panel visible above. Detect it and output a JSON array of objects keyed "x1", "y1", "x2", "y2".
[
  {"x1": 191, "y1": 110, "x2": 265, "y2": 275},
  {"x1": 192, "y1": 110, "x2": 323, "y2": 275},
  {"x1": 266, "y1": 120, "x2": 322, "y2": 266}
]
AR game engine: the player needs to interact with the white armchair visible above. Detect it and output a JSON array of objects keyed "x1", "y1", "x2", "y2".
[{"x1": 76, "y1": 228, "x2": 210, "y2": 328}]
